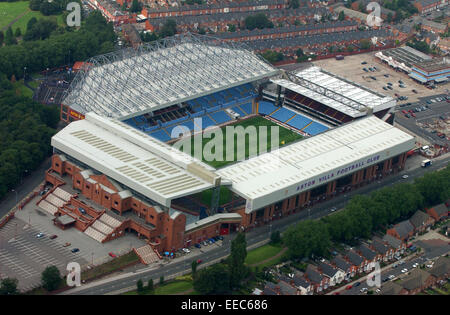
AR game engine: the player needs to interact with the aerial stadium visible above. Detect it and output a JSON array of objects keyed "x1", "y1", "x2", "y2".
[{"x1": 43, "y1": 33, "x2": 414, "y2": 260}]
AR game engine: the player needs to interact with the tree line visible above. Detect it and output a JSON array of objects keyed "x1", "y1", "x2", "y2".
[
  {"x1": 0, "y1": 73, "x2": 59, "y2": 199},
  {"x1": 193, "y1": 233, "x2": 248, "y2": 294},
  {"x1": 0, "y1": 11, "x2": 116, "y2": 80},
  {"x1": 283, "y1": 165, "x2": 450, "y2": 260}
]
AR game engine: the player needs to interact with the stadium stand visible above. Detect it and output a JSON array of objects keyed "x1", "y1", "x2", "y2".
[
  {"x1": 84, "y1": 226, "x2": 106, "y2": 243},
  {"x1": 38, "y1": 200, "x2": 58, "y2": 216},
  {"x1": 258, "y1": 101, "x2": 278, "y2": 115},
  {"x1": 286, "y1": 114, "x2": 312, "y2": 130},
  {"x1": 53, "y1": 187, "x2": 73, "y2": 202},
  {"x1": 134, "y1": 244, "x2": 161, "y2": 265},
  {"x1": 303, "y1": 121, "x2": 329, "y2": 135},
  {"x1": 258, "y1": 99, "x2": 330, "y2": 136},
  {"x1": 125, "y1": 83, "x2": 256, "y2": 142},
  {"x1": 270, "y1": 107, "x2": 296, "y2": 122}
]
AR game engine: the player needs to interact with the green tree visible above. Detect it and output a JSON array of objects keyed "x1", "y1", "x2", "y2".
[
  {"x1": 360, "y1": 39, "x2": 371, "y2": 50},
  {"x1": 0, "y1": 278, "x2": 18, "y2": 295},
  {"x1": 136, "y1": 279, "x2": 144, "y2": 293},
  {"x1": 229, "y1": 232, "x2": 247, "y2": 288},
  {"x1": 159, "y1": 19, "x2": 177, "y2": 38},
  {"x1": 5, "y1": 27, "x2": 16, "y2": 45},
  {"x1": 0, "y1": 31, "x2": 4, "y2": 46},
  {"x1": 193, "y1": 263, "x2": 230, "y2": 295},
  {"x1": 129, "y1": 0, "x2": 142, "y2": 13},
  {"x1": 283, "y1": 220, "x2": 331, "y2": 259},
  {"x1": 159, "y1": 275, "x2": 164, "y2": 285},
  {"x1": 270, "y1": 230, "x2": 281, "y2": 244},
  {"x1": 228, "y1": 24, "x2": 236, "y2": 32},
  {"x1": 147, "y1": 279, "x2": 154, "y2": 292},
  {"x1": 41, "y1": 266, "x2": 61, "y2": 291},
  {"x1": 191, "y1": 260, "x2": 198, "y2": 275},
  {"x1": 14, "y1": 28, "x2": 21, "y2": 38},
  {"x1": 338, "y1": 10, "x2": 345, "y2": 21},
  {"x1": 244, "y1": 13, "x2": 273, "y2": 30}
]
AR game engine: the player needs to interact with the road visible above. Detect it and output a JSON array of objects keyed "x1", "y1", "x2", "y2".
[
  {"x1": 0, "y1": 157, "x2": 51, "y2": 219},
  {"x1": 62, "y1": 154, "x2": 450, "y2": 295}
]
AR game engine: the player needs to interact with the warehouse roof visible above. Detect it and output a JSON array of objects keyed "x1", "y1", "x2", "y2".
[
  {"x1": 51, "y1": 112, "x2": 217, "y2": 207},
  {"x1": 62, "y1": 33, "x2": 279, "y2": 120},
  {"x1": 217, "y1": 116, "x2": 415, "y2": 212}
]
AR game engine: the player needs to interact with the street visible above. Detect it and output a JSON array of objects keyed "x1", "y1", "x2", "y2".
[{"x1": 61, "y1": 154, "x2": 450, "y2": 295}]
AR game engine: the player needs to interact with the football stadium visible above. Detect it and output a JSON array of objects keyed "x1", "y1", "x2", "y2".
[{"x1": 43, "y1": 34, "x2": 414, "y2": 259}]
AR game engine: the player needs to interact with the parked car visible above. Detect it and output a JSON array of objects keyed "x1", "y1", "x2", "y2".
[
  {"x1": 330, "y1": 207, "x2": 337, "y2": 212},
  {"x1": 194, "y1": 243, "x2": 201, "y2": 249},
  {"x1": 196, "y1": 259, "x2": 203, "y2": 264},
  {"x1": 49, "y1": 234, "x2": 58, "y2": 240},
  {"x1": 354, "y1": 282, "x2": 361, "y2": 287},
  {"x1": 402, "y1": 174, "x2": 409, "y2": 179},
  {"x1": 388, "y1": 275, "x2": 395, "y2": 280},
  {"x1": 346, "y1": 285, "x2": 352, "y2": 290},
  {"x1": 108, "y1": 252, "x2": 117, "y2": 258},
  {"x1": 36, "y1": 232, "x2": 44, "y2": 238},
  {"x1": 401, "y1": 268, "x2": 408, "y2": 273},
  {"x1": 63, "y1": 242, "x2": 71, "y2": 247},
  {"x1": 182, "y1": 248, "x2": 191, "y2": 253},
  {"x1": 71, "y1": 248, "x2": 80, "y2": 253},
  {"x1": 202, "y1": 241, "x2": 208, "y2": 246}
]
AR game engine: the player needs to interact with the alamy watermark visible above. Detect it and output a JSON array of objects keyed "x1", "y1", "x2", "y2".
[
  {"x1": 366, "y1": 2, "x2": 383, "y2": 28},
  {"x1": 66, "y1": 2, "x2": 81, "y2": 27},
  {"x1": 366, "y1": 262, "x2": 381, "y2": 289},
  {"x1": 66, "y1": 262, "x2": 81, "y2": 287}
]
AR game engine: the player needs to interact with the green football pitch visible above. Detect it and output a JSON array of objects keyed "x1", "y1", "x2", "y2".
[{"x1": 173, "y1": 116, "x2": 303, "y2": 169}]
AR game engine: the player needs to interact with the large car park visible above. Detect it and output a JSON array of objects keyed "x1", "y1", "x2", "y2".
[{"x1": 314, "y1": 52, "x2": 448, "y2": 105}]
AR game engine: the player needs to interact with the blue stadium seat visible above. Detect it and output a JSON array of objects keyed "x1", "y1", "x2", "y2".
[
  {"x1": 270, "y1": 107, "x2": 295, "y2": 122},
  {"x1": 286, "y1": 115, "x2": 312, "y2": 130},
  {"x1": 303, "y1": 122, "x2": 329, "y2": 136},
  {"x1": 210, "y1": 111, "x2": 232, "y2": 124},
  {"x1": 258, "y1": 101, "x2": 277, "y2": 115},
  {"x1": 240, "y1": 103, "x2": 252, "y2": 115},
  {"x1": 196, "y1": 115, "x2": 217, "y2": 129},
  {"x1": 150, "y1": 129, "x2": 171, "y2": 142}
]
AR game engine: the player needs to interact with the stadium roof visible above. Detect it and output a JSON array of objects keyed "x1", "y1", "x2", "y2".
[
  {"x1": 63, "y1": 33, "x2": 279, "y2": 120},
  {"x1": 217, "y1": 116, "x2": 415, "y2": 212},
  {"x1": 376, "y1": 46, "x2": 432, "y2": 69},
  {"x1": 271, "y1": 66, "x2": 395, "y2": 118},
  {"x1": 51, "y1": 112, "x2": 218, "y2": 207}
]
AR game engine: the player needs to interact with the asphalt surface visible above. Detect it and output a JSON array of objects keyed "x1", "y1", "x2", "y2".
[
  {"x1": 0, "y1": 157, "x2": 51, "y2": 218},
  {"x1": 395, "y1": 93, "x2": 449, "y2": 145},
  {"x1": 63, "y1": 154, "x2": 450, "y2": 295}
]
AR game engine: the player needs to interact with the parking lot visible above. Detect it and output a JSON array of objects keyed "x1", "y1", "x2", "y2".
[
  {"x1": 0, "y1": 192, "x2": 147, "y2": 292},
  {"x1": 395, "y1": 94, "x2": 450, "y2": 148},
  {"x1": 314, "y1": 52, "x2": 449, "y2": 104},
  {"x1": 0, "y1": 217, "x2": 87, "y2": 292}
]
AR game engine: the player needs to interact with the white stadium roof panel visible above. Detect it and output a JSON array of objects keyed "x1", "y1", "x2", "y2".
[
  {"x1": 51, "y1": 113, "x2": 216, "y2": 207},
  {"x1": 63, "y1": 33, "x2": 279, "y2": 120},
  {"x1": 272, "y1": 66, "x2": 395, "y2": 118},
  {"x1": 217, "y1": 116, "x2": 415, "y2": 212}
]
